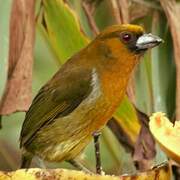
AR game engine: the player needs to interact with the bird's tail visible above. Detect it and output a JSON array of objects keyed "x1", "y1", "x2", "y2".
[{"x1": 20, "y1": 154, "x2": 32, "y2": 169}]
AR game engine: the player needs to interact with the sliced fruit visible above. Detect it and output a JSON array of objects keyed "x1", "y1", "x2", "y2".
[
  {"x1": 149, "y1": 112, "x2": 180, "y2": 164},
  {"x1": 0, "y1": 162, "x2": 171, "y2": 180}
]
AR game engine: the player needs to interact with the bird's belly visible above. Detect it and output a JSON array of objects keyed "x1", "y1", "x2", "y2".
[
  {"x1": 34, "y1": 86, "x2": 123, "y2": 162},
  {"x1": 34, "y1": 93, "x2": 113, "y2": 162}
]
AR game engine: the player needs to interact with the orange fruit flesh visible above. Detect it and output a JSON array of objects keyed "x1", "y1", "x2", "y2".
[{"x1": 149, "y1": 112, "x2": 180, "y2": 164}]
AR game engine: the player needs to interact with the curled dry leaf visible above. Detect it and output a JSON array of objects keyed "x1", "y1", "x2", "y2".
[
  {"x1": 133, "y1": 109, "x2": 156, "y2": 171},
  {"x1": 107, "y1": 118, "x2": 134, "y2": 153},
  {"x1": 0, "y1": 0, "x2": 35, "y2": 115}
]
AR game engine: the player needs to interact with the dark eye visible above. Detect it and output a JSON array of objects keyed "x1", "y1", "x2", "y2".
[{"x1": 121, "y1": 32, "x2": 133, "y2": 43}]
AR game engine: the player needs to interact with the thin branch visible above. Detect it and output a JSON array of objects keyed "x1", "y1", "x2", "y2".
[
  {"x1": 109, "y1": 0, "x2": 122, "y2": 24},
  {"x1": 117, "y1": 0, "x2": 129, "y2": 23},
  {"x1": 132, "y1": 0, "x2": 162, "y2": 11},
  {"x1": 82, "y1": 1, "x2": 99, "y2": 36},
  {"x1": 93, "y1": 132, "x2": 102, "y2": 174}
]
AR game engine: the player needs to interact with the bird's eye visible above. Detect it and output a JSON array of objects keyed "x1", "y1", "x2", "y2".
[
  {"x1": 121, "y1": 32, "x2": 133, "y2": 43},
  {"x1": 122, "y1": 33, "x2": 132, "y2": 42}
]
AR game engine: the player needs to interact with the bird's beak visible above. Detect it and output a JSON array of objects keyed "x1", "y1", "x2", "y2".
[{"x1": 136, "y1": 33, "x2": 163, "y2": 51}]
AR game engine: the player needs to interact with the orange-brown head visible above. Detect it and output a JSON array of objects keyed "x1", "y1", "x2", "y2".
[{"x1": 85, "y1": 24, "x2": 162, "y2": 70}]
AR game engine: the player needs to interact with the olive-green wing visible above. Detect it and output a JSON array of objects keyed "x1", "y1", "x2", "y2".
[{"x1": 20, "y1": 68, "x2": 92, "y2": 147}]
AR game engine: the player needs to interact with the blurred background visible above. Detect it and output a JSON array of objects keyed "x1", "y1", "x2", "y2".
[{"x1": 0, "y1": 0, "x2": 179, "y2": 178}]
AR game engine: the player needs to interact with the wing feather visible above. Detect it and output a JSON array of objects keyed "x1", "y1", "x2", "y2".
[{"x1": 20, "y1": 68, "x2": 92, "y2": 147}]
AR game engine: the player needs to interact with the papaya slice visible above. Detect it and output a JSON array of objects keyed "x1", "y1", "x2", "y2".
[{"x1": 149, "y1": 112, "x2": 180, "y2": 164}]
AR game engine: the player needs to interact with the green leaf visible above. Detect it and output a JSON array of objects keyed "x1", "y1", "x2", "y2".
[
  {"x1": 135, "y1": 52, "x2": 154, "y2": 115},
  {"x1": 134, "y1": 13, "x2": 175, "y2": 118},
  {"x1": 33, "y1": 25, "x2": 59, "y2": 92},
  {"x1": 68, "y1": 0, "x2": 93, "y2": 38},
  {"x1": 40, "y1": 0, "x2": 89, "y2": 63},
  {"x1": 151, "y1": 14, "x2": 175, "y2": 117},
  {"x1": 114, "y1": 96, "x2": 141, "y2": 143}
]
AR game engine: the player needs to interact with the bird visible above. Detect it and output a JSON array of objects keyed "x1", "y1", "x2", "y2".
[{"x1": 20, "y1": 24, "x2": 162, "y2": 173}]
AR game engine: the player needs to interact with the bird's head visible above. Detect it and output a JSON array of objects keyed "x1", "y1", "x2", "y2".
[
  {"x1": 86, "y1": 24, "x2": 163, "y2": 75},
  {"x1": 97, "y1": 24, "x2": 162, "y2": 55}
]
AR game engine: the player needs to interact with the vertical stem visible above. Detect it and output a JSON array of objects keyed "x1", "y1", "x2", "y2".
[
  {"x1": 117, "y1": 0, "x2": 129, "y2": 23},
  {"x1": 93, "y1": 131, "x2": 102, "y2": 174},
  {"x1": 82, "y1": 2, "x2": 99, "y2": 36},
  {"x1": 109, "y1": 0, "x2": 122, "y2": 24}
]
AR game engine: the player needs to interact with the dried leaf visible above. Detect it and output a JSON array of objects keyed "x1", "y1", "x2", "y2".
[
  {"x1": 40, "y1": 0, "x2": 89, "y2": 63},
  {"x1": 107, "y1": 118, "x2": 134, "y2": 153},
  {"x1": 0, "y1": 0, "x2": 35, "y2": 115},
  {"x1": 159, "y1": 0, "x2": 180, "y2": 120},
  {"x1": 133, "y1": 109, "x2": 156, "y2": 171}
]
